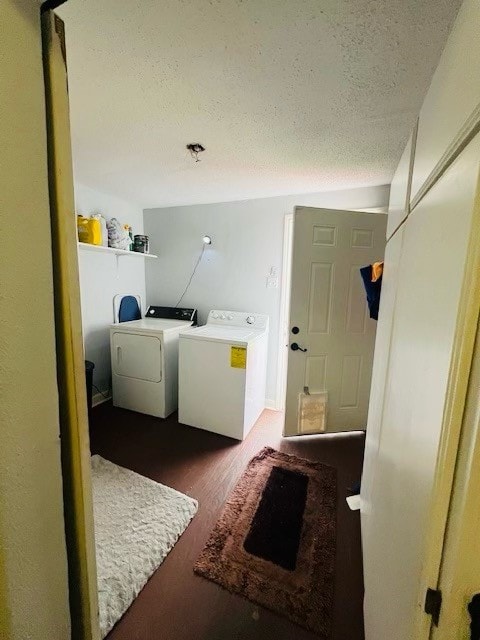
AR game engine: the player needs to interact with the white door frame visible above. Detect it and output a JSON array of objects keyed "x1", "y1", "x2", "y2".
[
  {"x1": 430, "y1": 320, "x2": 480, "y2": 639},
  {"x1": 42, "y1": 9, "x2": 100, "y2": 640},
  {"x1": 275, "y1": 213, "x2": 293, "y2": 413}
]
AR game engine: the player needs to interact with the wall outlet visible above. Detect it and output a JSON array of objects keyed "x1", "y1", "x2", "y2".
[{"x1": 266, "y1": 276, "x2": 279, "y2": 289}]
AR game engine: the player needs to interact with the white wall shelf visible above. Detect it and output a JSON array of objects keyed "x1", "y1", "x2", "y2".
[{"x1": 77, "y1": 242, "x2": 157, "y2": 259}]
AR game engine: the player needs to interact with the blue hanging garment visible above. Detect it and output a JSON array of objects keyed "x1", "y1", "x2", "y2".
[
  {"x1": 360, "y1": 265, "x2": 382, "y2": 320},
  {"x1": 118, "y1": 295, "x2": 141, "y2": 323}
]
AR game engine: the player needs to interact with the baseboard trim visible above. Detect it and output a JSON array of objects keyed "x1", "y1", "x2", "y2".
[
  {"x1": 93, "y1": 394, "x2": 277, "y2": 410},
  {"x1": 92, "y1": 391, "x2": 111, "y2": 407},
  {"x1": 265, "y1": 399, "x2": 279, "y2": 411}
]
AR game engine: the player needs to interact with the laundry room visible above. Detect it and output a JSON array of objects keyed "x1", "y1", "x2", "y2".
[{"x1": 38, "y1": 0, "x2": 466, "y2": 639}]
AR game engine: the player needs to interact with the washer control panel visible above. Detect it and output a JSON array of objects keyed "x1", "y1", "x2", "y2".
[{"x1": 207, "y1": 310, "x2": 269, "y2": 330}]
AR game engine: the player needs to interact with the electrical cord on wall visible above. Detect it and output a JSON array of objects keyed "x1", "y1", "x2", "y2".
[{"x1": 175, "y1": 244, "x2": 206, "y2": 308}]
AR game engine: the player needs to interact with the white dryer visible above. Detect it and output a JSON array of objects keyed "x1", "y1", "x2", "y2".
[
  {"x1": 178, "y1": 310, "x2": 269, "y2": 440},
  {"x1": 110, "y1": 306, "x2": 196, "y2": 418}
]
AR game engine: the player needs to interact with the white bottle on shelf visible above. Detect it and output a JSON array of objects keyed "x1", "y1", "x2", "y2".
[{"x1": 91, "y1": 213, "x2": 108, "y2": 247}]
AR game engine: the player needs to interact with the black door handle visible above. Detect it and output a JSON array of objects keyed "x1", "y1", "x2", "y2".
[
  {"x1": 468, "y1": 594, "x2": 480, "y2": 640},
  {"x1": 291, "y1": 343, "x2": 307, "y2": 352}
]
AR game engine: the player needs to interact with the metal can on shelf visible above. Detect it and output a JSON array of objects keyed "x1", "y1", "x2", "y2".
[{"x1": 133, "y1": 235, "x2": 149, "y2": 254}]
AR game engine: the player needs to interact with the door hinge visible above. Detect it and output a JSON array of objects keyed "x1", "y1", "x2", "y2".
[{"x1": 425, "y1": 588, "x2": 442, "y2": 627}]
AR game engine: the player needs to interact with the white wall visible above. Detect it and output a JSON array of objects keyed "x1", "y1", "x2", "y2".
[
  {"x1": 75, "y1": 183, "x2": 146, "y2": 395},
  {"x1": 0, "y1": 1, "x2": 71, "y2": 637},
  {"x1": 144, "y1": 185, "x2": 389, "y2": 407}
]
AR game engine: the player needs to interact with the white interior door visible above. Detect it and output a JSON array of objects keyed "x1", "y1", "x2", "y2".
[{"x1": 285, "y1": 207, "x2": 387, "y2": 435}]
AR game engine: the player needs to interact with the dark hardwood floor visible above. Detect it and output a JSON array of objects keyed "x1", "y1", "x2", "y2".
[{"x1": 89, "y1": 403, "x2": 365, "y2": 640}]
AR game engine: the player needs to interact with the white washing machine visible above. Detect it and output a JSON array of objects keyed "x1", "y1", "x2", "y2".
[
  {"x1": 178, "y1": 310, "x2": 269, "y2": 440},
  {"x1": 110, "y1": 306, "x2": 196, "y2": 418}
]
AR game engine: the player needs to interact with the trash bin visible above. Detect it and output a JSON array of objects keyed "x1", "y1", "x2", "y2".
[{"x1": 85, "y1": 360, "x2": 95, "y2": 419}]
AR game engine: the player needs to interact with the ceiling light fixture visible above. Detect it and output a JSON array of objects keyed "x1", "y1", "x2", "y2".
[{"x1": 186, "y1": 143, "x2": 205, "y2": 162}]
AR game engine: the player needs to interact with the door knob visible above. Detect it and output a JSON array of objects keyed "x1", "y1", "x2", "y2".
[
  {"x1": 468, "y1": 594, "x2": 480, "y2": 640},
  {"x1": 291, "y1": 343, "x2": 307, "y2": 352}
]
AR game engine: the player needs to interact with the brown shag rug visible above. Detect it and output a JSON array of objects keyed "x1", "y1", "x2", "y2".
[{"x1": 194, "y1": 447, "x2": 337, "y2": 637}]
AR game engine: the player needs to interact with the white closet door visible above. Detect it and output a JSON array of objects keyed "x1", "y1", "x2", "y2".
[
  {"x1": 361, "y1": 223, "x2": 404, "y2": 581},
  {"x1": 410, "y1": 0, "x2": 480, "y2": 204},
  {"x1": 362, "y1": 133, "x2": 480, "y2": 640}
]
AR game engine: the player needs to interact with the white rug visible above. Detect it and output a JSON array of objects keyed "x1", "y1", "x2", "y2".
[{"x1": 91, "y1": 455, "x2": 198, "y2": 637}]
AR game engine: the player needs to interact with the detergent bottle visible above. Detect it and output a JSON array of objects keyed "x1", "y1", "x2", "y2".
[
  {"x1": 77, "y1": 214, "x2": 102, "y2": 245},
  {"x1": 92, "y1": 213, "x2": 108, "y2": 246},
  {"x1": 77, "y1": 215, "x2": 90, "y2": 243}
]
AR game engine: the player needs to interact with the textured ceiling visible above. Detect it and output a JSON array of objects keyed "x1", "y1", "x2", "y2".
[{"x1": 58, "y1": 0, "x2": 461, "y2": 208}]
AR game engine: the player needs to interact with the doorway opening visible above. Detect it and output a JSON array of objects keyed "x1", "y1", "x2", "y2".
[{"x1": 42, "y1": 3, "x2": 385, "y2": 639}]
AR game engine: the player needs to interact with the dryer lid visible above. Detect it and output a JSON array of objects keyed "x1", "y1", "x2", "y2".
[{"x1": 110, "y1": 318, "x2": 193, "y2": 334}]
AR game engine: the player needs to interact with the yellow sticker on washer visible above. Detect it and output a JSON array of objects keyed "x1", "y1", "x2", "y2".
[{"x1": 230, "y1": 346, "x2": 247, "y2": 369}]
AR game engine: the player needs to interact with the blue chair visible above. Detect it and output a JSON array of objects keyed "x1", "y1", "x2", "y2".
[{"x1": 114, "y1": 295, "x2": 142, "y2": 323}]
